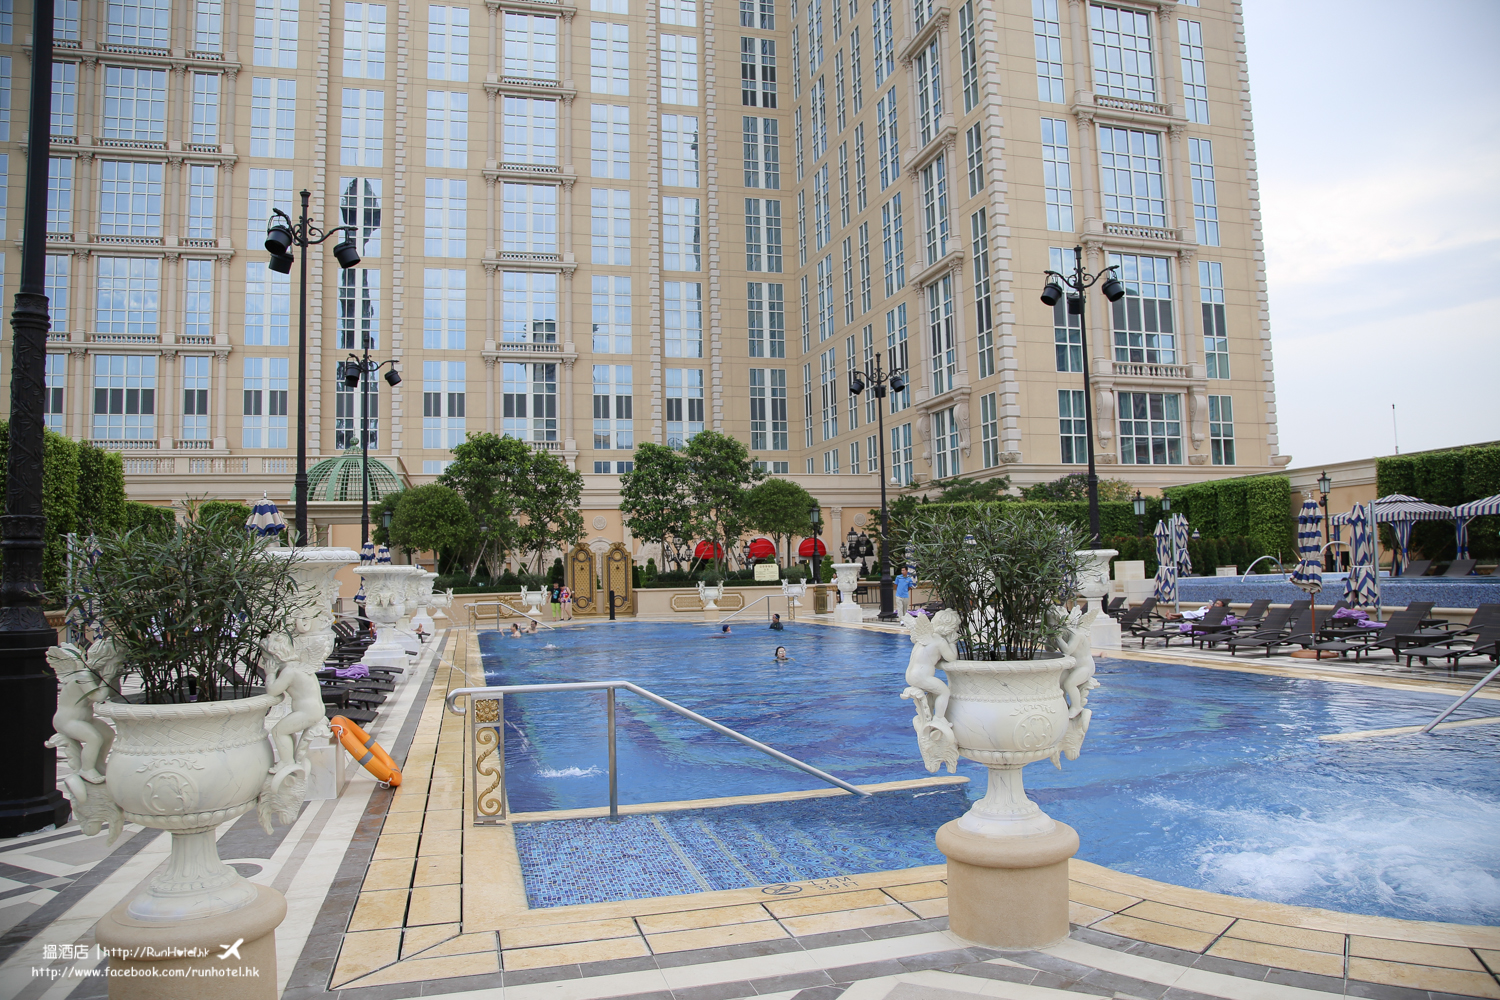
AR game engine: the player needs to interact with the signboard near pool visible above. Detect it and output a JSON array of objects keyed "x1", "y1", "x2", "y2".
[{"x1": 754, "y1": 563, "x2": 781, "y2": 582}]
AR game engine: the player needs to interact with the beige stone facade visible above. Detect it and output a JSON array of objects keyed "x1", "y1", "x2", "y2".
[{"x1": 1, "y1": 0, "x2": 1283, "y2": 546}]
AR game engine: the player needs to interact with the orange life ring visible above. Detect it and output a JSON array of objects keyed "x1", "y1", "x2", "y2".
[{"x1": 330, "y1": 716, "x2": 402, "y2": 787}]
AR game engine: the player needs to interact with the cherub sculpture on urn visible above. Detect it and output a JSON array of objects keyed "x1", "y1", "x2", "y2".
[{"x1": 900, "y1": 507, "x2": 1099, "y2": 950}]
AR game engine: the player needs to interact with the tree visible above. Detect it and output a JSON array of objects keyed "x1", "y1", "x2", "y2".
[
  {"x1": 514, "y1": 448, "x2": 585, "y2": 573},
  {"x1": 389, "y1": 484, "x2": 475, "y2": 572},
  {"x1": 925, "y1": 475, "x2": 1013, "y2": 504},
  {"x1": 744, "y1": 478, "x2": 819, "y2": 566},
  {"x1": 620, "y1": 443, "x2": 696, "y2": 569},
  {"x1": 1020, "y1": 473, "x2": 1135, "y2": 503},
  {"x1": 439, "y1": 432, "x2": 530, "y2": 577},
  {"x1": 684, "y1": 431, "x2": 765, "y2": 573}
]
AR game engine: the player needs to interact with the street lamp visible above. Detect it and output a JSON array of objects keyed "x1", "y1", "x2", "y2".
[
  {"x1": 1161, "y1": 494, "x2": 1172, "y2": 514},
  {"x1": 340, "y1": 353, "x2": 402, "y2": 546},
  {"x1": 808, "y1": 505, "x2": 824, "y2": 585},
  {"x1": 265, "y1": 193, "x2": 361, "y2": 546},
  {"x1": 1041, "y1": 245, "x2": 1126, "y2": 549},
  {"x1": 1317, "y1": 471, "x2": 1333, "y2": 571},
  {"x1": 848, "y1": 351, "x2": 908, "y2": 620},
  {"x1": 1132, "y1": 490, "x2": 1146, "y2": 539}
]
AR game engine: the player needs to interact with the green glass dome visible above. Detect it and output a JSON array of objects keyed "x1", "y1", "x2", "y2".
[{"x1": 306, "y1": 446, "x2": 406, "y2": 502}]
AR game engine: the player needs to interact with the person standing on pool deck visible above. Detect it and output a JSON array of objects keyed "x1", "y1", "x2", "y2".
[
  {"x1": 560, "y1": 585, "x2": 573, "y2": 620},
  {"x1": 895, "y1": 566, "x2": 916, "y2": 614},
  {"x1": 549, "y1": 581, "x2": 561, "y2": 619}
]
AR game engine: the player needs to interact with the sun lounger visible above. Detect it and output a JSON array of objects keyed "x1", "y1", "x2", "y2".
[
  {"x1": 1402, "y1": 625, "x2": 1500, "y2": 669},
  {"x1": 1444, "y1": 559, "x2": 1477, "y2": 577},
  {"x1": 1401, "y1": 559, "x2": 1432, "y2": 578},
  {"x1": 1228, "y1": 611, "x2": 1313, "y2": 657}
]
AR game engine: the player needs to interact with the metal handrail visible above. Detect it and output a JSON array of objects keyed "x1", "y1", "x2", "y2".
[
  {"x1": 446, "y1": 679, "x2": 868, "y2": 822},
  {"x1": 467, "y1": 600, "x2": 559, "y2": 631},
  {"x1": 715, "y1": 592, "x2": 776, "y2": 625},
  {"x1": 1422, "y1": 661, "x2": 1500, "y2": 734},
  {"x1": 1241, "y1": 555, "x2": 1289, "y2": 582}
]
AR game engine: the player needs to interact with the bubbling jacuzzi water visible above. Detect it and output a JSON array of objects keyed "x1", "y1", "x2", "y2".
[{"x1": 480, "y1": 623, "x2": 1500, "y2": 924}]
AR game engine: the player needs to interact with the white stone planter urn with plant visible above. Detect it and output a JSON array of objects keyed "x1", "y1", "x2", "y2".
[
  {"x1": 901, "y1": 506, "x2": 1100, "y2": 951},
  {"x1": 357, "y1": 548, "x2": 413, "y2": 667},
  {"x1": 47, "y1": 505, "x2": 345, "y2": 987},
  {"x1": 1074, "y1": 547, "x2": 1121, "y2": 649},
  {"x1": 832, "y1": 562, "x2": 864, "y2": 623},
  {"x1": 518, "y1": 584, "x2": 547, "y2": 618}
]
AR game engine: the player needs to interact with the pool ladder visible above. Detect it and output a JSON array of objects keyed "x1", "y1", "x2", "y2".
[{"x1": 445, "y1": 681, "x2": 869, "y2": 824}]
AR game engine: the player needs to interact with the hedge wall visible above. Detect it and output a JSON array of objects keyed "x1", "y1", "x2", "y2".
[
  {"x1": 125, "y1": 501, "x2": 176, "y2": 533},
  {"x1": 916, "y1": 498, "x2": 1167, "y2": 540},
  {"x1": 0, "y1": 424, "x2": 84, "y2": 601},
  {"x1": 1377, "y1": 444, "x2": 1500, "y2": 561},
  {"x1": 1162, "y1": 475, "x2": 1294, "y2": 566}
]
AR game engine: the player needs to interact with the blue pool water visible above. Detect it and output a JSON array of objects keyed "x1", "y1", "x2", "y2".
[{"x1": 481, "y1": 623, "x2": 1500, "y2": 924}]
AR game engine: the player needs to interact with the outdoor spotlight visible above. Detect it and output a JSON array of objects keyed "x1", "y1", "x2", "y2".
[
  {"x1": 268, "y1": 251, "x2": 294, "y2": 274},
  {"x1": 889, "y1": 373, "x2": 906, "y2": 393},
  {"x1": 1040, "y1": 280, "x2": 1063, "y2": 307},
  {"x1": 850, "y1": 372, "x2": 866, "y2": 395},
  {"x1": 332, "y1": 237, "x2": 361, "y2": 269},
  {"x1": 1318, "y1": 471, "x2": 1332, "y2": 496},
  {"x1": 1132, "y1": 490, "x2": 1146, "y2": 517},
  {"x1": 342, "y1": 363, "x2": 361, "y2": 388},
  {"x1": 264, "y1": 219, "x2": 294, "y2": 255},
  {"x1": 1101, "y1": 275, "x2": 1126, "y2": 302},
  {"x1": 1066, "y1": 293, "x2": 1083, "y2": 315},
  {"x1": 383, "y1": 367, "x2": 402, "y2": 387}
]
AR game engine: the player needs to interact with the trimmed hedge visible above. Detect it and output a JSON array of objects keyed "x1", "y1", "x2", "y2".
[
  {"x1": 1377, "y1": 444, "x2": 1500, "y2": 561},
  {"x1": 125, "y1": 501, "x2": 176, "y2": 533},
  {"x1": 916, "y1": 498, "x2": 1167, "y2": 539},
  {"x1": 198, "y1": 500, "x2": 254, "y2": 531},
  {"x1": 1162, "y1": 475, "x2": 1294, "y2": 566},
  {"x1": 0, "y1": 424, "x2": 93, "y2": 601},
  {"x1": 76, "y1": 444, "x2": 128, "y2": 538}
]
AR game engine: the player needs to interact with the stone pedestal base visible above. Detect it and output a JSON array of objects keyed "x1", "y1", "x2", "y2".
[
  {"x1": 95, "y1": 883, "x2": 286, "y2": 1000},
  {"x1": 833, "y1": 602, "x2": 863, "y2": 623},
  {"x1": 701, "y1": 607, "x2": 721, "y2": 622},
  {"x1": 936, "y1": 819, "x2": 1079, "y2": 951},
  {"x1": 1089, "y1": 613, "x2": 1122, "y2": 650},
  {"x1": 305, "y1": 737, "x2": 348, "y2": 800}
]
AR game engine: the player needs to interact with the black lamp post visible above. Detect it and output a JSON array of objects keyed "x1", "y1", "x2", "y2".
[
  {"x1": 1042, "y1": 246, "x2": 1126, "y2": 549},
  {"x1": 848, "y1": 352, "x2": 907, "y2": 620},
  {"x1": 0, "y1": 0, "x2": 70, "y2": 836},
  {"x1": 1317, "y1": 471, "x2": 1333, "y2": 571},
  {"x1": 265, "y1": 193, "x2": 361, "y2": 546},
  {"x1": 339, "y1": 352, "x2": 402, "y2": 545},
  {"x1": 808, "y1": 505, "x2": 823, "y2": 585},
  {"x1": 1132, "y1": 490, "x2": 1146, "y2": 540}
]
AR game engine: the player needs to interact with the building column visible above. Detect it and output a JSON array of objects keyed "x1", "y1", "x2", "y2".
[
  {"x1": 1167, "y1": 121, "x2": 1191, "y2": 240},
  {"x1": 483, "y1": 355, "x2": 497, "y2": 433},
  {"x1": 70, "y1": 348, "x2": 89, "y2": 441},
  {"x1": 157, "y1": 350, "x2": 178, "y2": 449},
  {"x1": 214, "y1": 348, "x2": 231, "y2": 450}
]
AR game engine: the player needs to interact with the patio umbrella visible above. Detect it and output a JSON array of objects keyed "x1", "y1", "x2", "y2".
[
  {"x1": 1151, "y1": 520, "x2": 1176, "y2": 607},
  {"x1": 1452, "y1": 493, "x2": 1500, "y2": 561},
  {"x1": 1342, "y1": 503, "x2": 1381, "y2": 610},
  {"x1": 359, "y1": 540, "x2": 376, "y2": 563},
  {"x1": 1289, "y1": 499, "x2": 1326, "y2": 655},
  {"x1": 245, "y1": 493, "x2": 286, "y2": 537},
  {"x1": 1171, "y1": 514, "x2": 1193, "y2": 576}
]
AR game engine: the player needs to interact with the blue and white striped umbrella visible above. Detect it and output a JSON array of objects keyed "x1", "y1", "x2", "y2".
[
  {"x1": 1391, "y1": 521, "x2": 1414, "y2": 576},
  {"x1": 245, "y1": 493, "x2": 286, "y2": 536},
  {"x1": 376, "y1": 544, "x2": 392, "y2": 564},
  {"x1": 355, "y1": 583, "x2": 366, "y2": 604},
  {"x1": 1453, "y1": 494, "x2": 1500, "y2": 560},
  {"x1": 1289, "y1": 499, "x2": 1323, "y2": 596},
  {"x1": 359, "y1": 540, "x2": 376, "y2": 563},
  {"x1": 1151, "y1": 520, "x2": 1176, "y2": 604},
  {"x1": 1171, "y1": 513, "x2": 1193, "y2": 576},
  {"x1": 1342, "y1": 503, "x2": 1380, "y2": 608}
]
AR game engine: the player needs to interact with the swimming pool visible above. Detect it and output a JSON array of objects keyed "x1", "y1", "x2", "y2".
[{"x1": 480, "y1": 623, "x2": 1500, "y2": 924}]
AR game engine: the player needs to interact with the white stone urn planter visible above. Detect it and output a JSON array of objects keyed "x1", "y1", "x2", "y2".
[
  {"x1": 696, "y1": 580, "x2": 724, "y2": 611},
  {"x1": 94, "y1": 695, "x2": 279, "y2": 920},
  {"x1": 902, "y1": 607, "x2": 1101, "y2": 950},
  {"x1": 357, "y1": 562, "x2": 413, "y2": 667},
  {"x1": 427, "y1": 586, "x2": 454, "y2": 623},
  {"x1": 409, "y1": 570, "x2": 441, "y2": 634},
  {"x1": 1074, "y1": 548, "x2": 1121, "y2": 649},
  {"x1": 832, "y1": 562, "x2": 864, "y2": 623},
  {"x1": 519, "y1": 585, "x2": 547, "y2": 618},
  {"x1": 781, "y1": 580, "x2": 807, "y2": 608}
]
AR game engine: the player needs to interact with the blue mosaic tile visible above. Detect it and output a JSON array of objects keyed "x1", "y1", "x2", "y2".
[
  {"x1": 511, "y1": 786, "x2": 970, "y2": 908},
  {"x1": 1176, "y1": 576, "x2": 1499, "y2": 609}
]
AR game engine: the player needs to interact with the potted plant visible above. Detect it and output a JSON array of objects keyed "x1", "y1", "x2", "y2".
[
  {"x1": 696, "y1": 569, "x2": 725, "y2": 611},
  {"x1": 901, "y1": 504, "x2": 1098, "y2": 949},
  {"x1": 56, "y1": 502, "x2": 317, "y2": 923}
]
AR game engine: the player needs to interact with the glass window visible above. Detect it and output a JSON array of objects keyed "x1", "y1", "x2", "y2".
[
  {"x1": 890, "y1": 421, "x2": 912, "y2": 485},
  {"x1": 336, "y1": 267, "x2": 380, "y2": 349},
  {"x1": 341, "y1": 89, "x2": 384, "y2": 167},
  {"x1": 45, "y1": 254, "x2": 69, "y2": 333},
  {"x1": 1189, "y1": 137, "x2": 1219, "y2": 246},
  {"x1": 95, "y1": 257, "x2": 159, "y2": 337},
  {"x1": 107, "y1": 0, "x2": 171, "y2": 48},
  {"x1": 184, "y1": 259, "x2": 213, "y2": 340},
  {"x1": 247, "y1": 168, "x2": 293, "y2": 245},
  {"x1": 741, "y1": 0, "x2": 774, "y2": 30},
  {"x1": 663, "y1": 282, "x2": 704, "y2": 358},
  {"x1": 254, "y1": 0, "x2": 299, "y2": 66},
  {"x1": 979, "y1": 391, "x2": 999, "y2": 469},
  {"x1": 103, "y1": 66, "x2": 167, "y2": 143},
  {"x1": 747, "y1": 281, "x2": 786, "y2": 358},
  {"x1": 1179, "y1": 19, "x2": 1209, "y2": 124},
  {"x1": 591, "y1": 22, "x2": 630, "y2": 95},
  {"x1": 913, "y1": 39, "x2": 942, "y2": 147},
  {"x1": 1089, "y1": 3, "x2": 1154, "y2": 101},
  {"x1": 502, "y1": 97, "x2": 558, "y2": 167},
  {"x1": 662, "y1": 198, "x2": 702, "y2": 271},
  {"x1": 1209, "y1": 395, "x2": 1235, "y2": 465},
  {"x1": 858, "y1": 222, "x2": 872, "y2": 313},
  {"x1": 590, "y1": 105, "x2": 630, "y2": 179},
  {"x1": 932, "y1": 407, "x2": 960, "y2": 479},
  {"x1": 180, "y1": 355, "x2": 211, "y2": 439},
  {"x1": 1118, "y1": 391, "x2": 1182, "y2": 465},
  {"x1": 919, "y1": 155, "x2": 950, "y2": 265},
  {"x1": 343, "y1": 2, "x2": 387, "y2": 78},
  {"x1": 876, "y1": 88, "x2": 899, "y2": 188},
  {"x1": 339, "y1": 177, "x2": 382, "y2": 256},
  {"x1": 501, "y1": 362, "x2": 557, "y2": 442},
  {"x1": 242, "y1": 356, "x2": 289, "y2": 450},
  {"x1": 1109, "y1": 252, "x2": 1175, "y2": 365},
  {"x1": 335, "y1": 373, "x2": 377, "y2": 449},
  {"x1": 57, "y1": 0, "x2": 82, "y2": 42},
  {"x1": 425, "y1": 91, "x2": 468, "y2": 168},
  {"x1": 958, "y1": 1, "x2": 979, "y2": 112},
  {"x1": 927, "y1": 275, "x2": 956, "y2": 396},
  {"x1": 741, "y1": 38, "x2": 779, "y2": 108},
  {"x1": 1049, "y1": 246, "x2": 1083, "y2": 371},
  {"x1": 423, "y1": 360, "x2": 466, "y2": 450},
  {"x1": 92, "y1": 354, "x2": 157, "y2": 440},
  {"x1": 661, "y1": 115, "x2": 701, "y2": 187},
  {"x1": 661, "y1": 34, "x2": 699, "y2": 105},
  {"x1": 742, "y1": 116, "x2": 780, "y2": 189},
  {"x1": 424, "y1": 177, "x2": 466, "y2": 257},
  {"x1": 1098, "y1": 126, "x2": 1165, "y2": 228},
  {"x1": 245, "y1": 261, "x2": 291, "y2": 346},
  {"x1": 187, "y1": 164, "x2": 216, "y2": 239},
  {"x1": 423, "y1": 268, "x2": 466, "y2": 349},
  {"x1": 193, "y1": 0, "x2": 222, "y2": 52},
  {"x1": 749, "y1": 368, "x2": 788, "y2": 451},
  {"x1": 501, "y1": 183, "x2": 556, "y2": 255},
  {"x1": 47, "y1": 157, "x2": 73, "y2": 235},
  {"x1": 1058, "y1": 389, "x2": 1086, "y2": 464},
  {"x1": 428, "y1": 5, "x2": 470, "y2": 81},
  {"x1": 881, "y1": 193, "x2": 904, "y2": 295},
  {"x1": 971, "y1": 211, "x2": 993, "y2": 379},
  {"x1": 590, "y1": 364, "x2": 633, "y2": 452},
  {"x1": 661, "y1": 0, "x2": 697, "y2": 26},
  {"x1": 504, "y1": 14, "x2": 558, "y2": 80},
  {"x1": 1041, "y1": 118, "x2": 1073, "y2": 231},
  {"x1": 52, "y1": 62, "x2": 77, "y2": 137},
  {"x1": 501, "y1": 271, "x2": 557, "y2": 344},
  {"x1": 1200, "y1": 260, "x2": 1229, "y2": 379},
  {"x1": 665, "y1": 367, "x2": 704, "y2": 447},
  {"x1": 249, "y1": 77, "x2": 296, "y2": 157},
  {"x1": 885, "y1": 303, "x2": 908, "y2": 412},
  {"x1": 744, "y1": 199, "x2": 782, "y2": 273},
  {"x1": 591, "y1": 189, "x2": 631, "y2": 265},
  {"x1": 591, "y1": 275, "x2": 631, "y2": 353},
  {"x1": 44, "y1": 354, "x2": 67, "y2": 433},
  {"x1": 191, "y1": 73, "x2": 220, "y2": 145}
]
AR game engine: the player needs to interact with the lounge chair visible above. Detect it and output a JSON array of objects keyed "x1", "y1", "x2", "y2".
[
  {"x1": 1402, "y1": 625, "x2": 1500, "y2": 669},
  {"x1": 1118, "y1": 598, "x2": 1159, "y2": 632},
  {"x1": 1235, "y1": 599, "x2": 1272, "y2": 626},
  {"x1": 1346, "y1": 606, "x2": 1441, "y2": 661},
  {"x1": 1400, "y1": 559, "x2": 1433, "y2": 578},
  {"x1": 1101, "y1": 596, "x2": 1127, "y2": 618},
  {"x1": 1444, "y1": 559, "x2": 1477, "y2": 577},
  {"x1": 1164, "y1": 607, "x2": 1230, "y2": 648},
  {"x1": 1228, "y1": 611, "x2": 1314, "y2": 657}
]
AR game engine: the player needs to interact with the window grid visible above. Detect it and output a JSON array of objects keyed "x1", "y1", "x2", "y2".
[
  {"x1": 242, "y1": 357, "x2": 289, "y2": 450},
  {"x1": 1118, "y1": 391, "x2": 1182, "y2": 465},
  {"x1": 858, "y1": 222, "x2": 872, "y2": 313},
  {"x1": 1089, "y1": 3, "x2": 1154, "y2": 101},
  {"x1": 1200, "y1": 259, "x2": 1229, "y2": 378},
  {"x1": 1179, "y1": 19, "x2": 1209, "y2": 124},
  {"x1": 191, "y1": 73, "x2": 220, "y2": 145},
  {"x1": 740, "y1": 37, "x2": 778, "y2": 107},
  {"x1": 958, "y1": 1, "x2": 979, "y2": 112},
  {"x1": 45, "y1": 254, "x2": 69, "y2": 333},
  {"x1": 426, "y1": 91, "x2": 469, "y2": 168},
  {"x1": 854, "y1": 122, "x2": 867, "y2": 208},
  {"x1": 424, "y1": 177, "x2": 467, "y2": 257},
  {"x1": 341, "y1": 89, "x2": 385, "y2": 167},
  {"x1": 47, "y1": 157, "x2": 73, "y2": 235},
  {"x1": 1209, "y1": 395, "x2": 1235, "y2": 465},
  {"x1": 740, "y1": 0, "x2": 774, "y2": 30},
  {"x1": 979, "y1": 391, "x2": 999, "y2": 469},
  {"x1": 835, "y1": 53, "x2": 846, "y2": 133},
  {"x1": 747, "y1": 282, "x2": 786, "y2": 358},
  {"x1": 932, "y1": 406, "x2": 960, "y2": 479},
  {"x1": 965, "y1": 123, "x2": 984, "y2": 197},
  {"x1": 919, "y1": 156, "x2": 950, "y2": 265},
  {"x1": 744, "y1": 198, "x2": 783, "y2": 272},
  {"x1": 845, "y1": 335, "x2": 859, "y2": 430},
  {"x1": 591, "y1": 105, "x2": 630, "y2": 178},
  {"x1": 103, "y1": 66, "x2": 167, "y2": 143},
  {"x1": 850, "y1": 26, "x2": 863, "y2": 110},
  {"x1": 1108, "y1": 252, "x2": 1175, "y2": 364},
  {"x1": 662, "y1": 115, "x2": 701, "y2": 187},
  {"x1": 52, "y1": 62, "x2": 77, "y2": 137},
  {"x1": 248, "y1": 168, "x2": 293, "y2": 246},
  {"x1": 184, "y1": 261, "x2": 213, "y2": 340},
  {"x1": 662, "y1": 0, "x2": 697, "y2": 26},
  {"x1": 501, "y1": 271, "x2": 558, "y2": 343},
  {"x1": 193, "y1": 0, "x2": 222, "y2": 52},
  {"x1": 663, "y1": 282, "x2": 704, "y2": 358},
  {"x1": 92, "y1": 354, "x2": 157, "y2": 440},
  {"x1": 423, "y1": 268, "x2": 466, "y2": 350},
  {"x1": 334, "y1": 376, "x2": 378, "y2": 449},
  {"x1": 871, "y1": 0, "x2": 895, "y2": 85},
  {"x1": 95, "y1": 257, "x2": 159, "y2": 336},
  {"x1": 591, "y1": 188, "x2": 631, "y2": 265},
  {"x1": 253, "y1": 0, "x2": 299, "y2": 67},
  {"x1": 1098, "y1": 125, "x2": 1165, "y2": 228},
  {"x1": 180, "y1": 354, "x2": 211, "y2": 439},
  {"x1": 749, "y1": 368, "x2": 788, "y2": 450},
  {"x1": 336, "y1": 267, "x2": 380, "y2": 349},
  {"x1": 1049, "y1": 246, "x2": 1083, "y2": 372},
  {"x1": 43, "y1": 354, "x2": 66, "y2": 432},
  {"x1": 876, "y1": 88, "x2": 899, "y2": 188},
  {"x1": 343, "y1": 2, "x2": 387, "y2": 78},
  {"x1": 1042, "y1": 117, "x2": 1074, "y2": 230},
  {"x1": 249, "y1": 77, "x2": 296, "y2": 157},
  {"x1": 971, "y1": 210, "x2": 993, "y2": 379},
  {"x1": 503, "y1": 13, "x2": 558, "y2": 80},
  {"x1": 841, "y1": 237, "x2": 854, "y2": 325},
  {"x1": 501, "y1": 183, "x2": 557, "y2": 255},
  {"x1": 339, "y1": 177, "x2": 383, "y2": 256},
  {"x1": 890, "y1": 421, "x2": 912, "y2": 485},
  {"x1": 816, "y1": 255, "x2": 835, "y2": 342},
  {"x1": 662, "y1": 197, "x2": 702, "y2": 271},
  {"x1": 914, "y1": 40, "x2": 942, "y2": 147},
  {"x1": 591, "y1": 364, "x2": 634, "y2": 453},
  {"x1": 661, "y1": 34, "x2": 699, "y2": 105},
  {"x1": 927, "y1": 275, "x2": 956, "y2": 396},
  {"x1": 423, "y1": 360, "x2": 467, "y2": 450},
  {"x1": 107, "y1": 0, "x2": 170, "y2": 48},
  {"x1": 187, "y1": 164, "x2": 216, "y2": 239},
  {"x1": 665, "y1": 367, "x2": 705, "y2": 447},
  {"x1": 742, "y1": 116, "x2": 781, "y2": 188},
  {"x1": 886, "y1": 303, "x2": 909, "y2": 412},
  {"x1": 818, "y1": 348, "x2": 838, "y2": 441},
  {"x1": 1059, "y1": 389, "x2": 1086, "y2": 464},
  {"x1": 502, "y1": 96, "x2": 558, "y2": 167},
  {"x1": 428, "y1": 5, "x2": 470, "y2": 81},
  {"x1": 1189, "y1": 137, "x2": 1219, "y2": 246},
  {"x1": 591, "y1": 22, "x2": 630, "y2": 95},
  {"x1": 881, "y1": 194, "x2": 905, "y2": 295},
  {"x1": 1032, "y1": 0, "x2": 1064, "y2": 102},
  {"x1": 838, "y1": 143, "x2": 851, "y2": 226},
  {"x1": 591, "y1": 275, "x2": 632, "y2": 353}
]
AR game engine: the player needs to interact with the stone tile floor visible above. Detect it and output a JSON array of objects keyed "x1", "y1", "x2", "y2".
[{"x1": 0, "y1": 619, "x2": 1497, "y2": 1000}]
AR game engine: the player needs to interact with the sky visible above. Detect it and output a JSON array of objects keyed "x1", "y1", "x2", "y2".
[{"x1": 1240, "y1": 0, "x2": 1500, "y2": 469}]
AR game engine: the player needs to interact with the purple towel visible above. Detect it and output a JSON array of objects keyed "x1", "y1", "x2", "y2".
[
  {"x1": 336, "y1": 664, "x2": 370, "y2": 679},
  {"x1": 1223, "y1": 615, "x2": 1240, "y2": 627},
  {"x1": 1357, "y1": 619, "x2": 1385, "y2": 629},
  {"x1": 1333, "y1": 607, "x2": 1369, "y2": 621}
]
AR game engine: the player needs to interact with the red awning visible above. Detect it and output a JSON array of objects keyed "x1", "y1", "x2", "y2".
[
  {"x1": 747, "y1": 538, "x2": 776, "y2": 559},
  {"x1": 694, "y1": 540, "x2": 725, "y2": 560},
  {"x1": 797, "y1": 537, "x2": 827, "y2": 557}
]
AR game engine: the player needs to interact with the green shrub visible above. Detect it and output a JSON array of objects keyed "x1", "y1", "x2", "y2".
[
  {"x1": 124, "y1": 501, "x2": 175, "y2": 533},
  {"x1": 1377, "y1": 445, "x2": 1500, "y2": 561},
  {"x1": 199, "y1": 500, "x2": 254, "y2": 531}
]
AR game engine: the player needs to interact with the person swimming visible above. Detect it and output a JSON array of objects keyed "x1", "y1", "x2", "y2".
[
  {"x1": 711, "y1": 624, "x2": 732, "y2": 636},
  {"x1": 508, "y1": 623, "x2": 522, "y2": 637},
  {"x1": 774, "y1": 645, "x2": 789, "y2": 661}
]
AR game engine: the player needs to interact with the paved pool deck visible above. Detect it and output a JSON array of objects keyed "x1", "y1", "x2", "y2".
[{"x1": 0, "y1": 620, "x2": 1496, "y2": 1000}]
